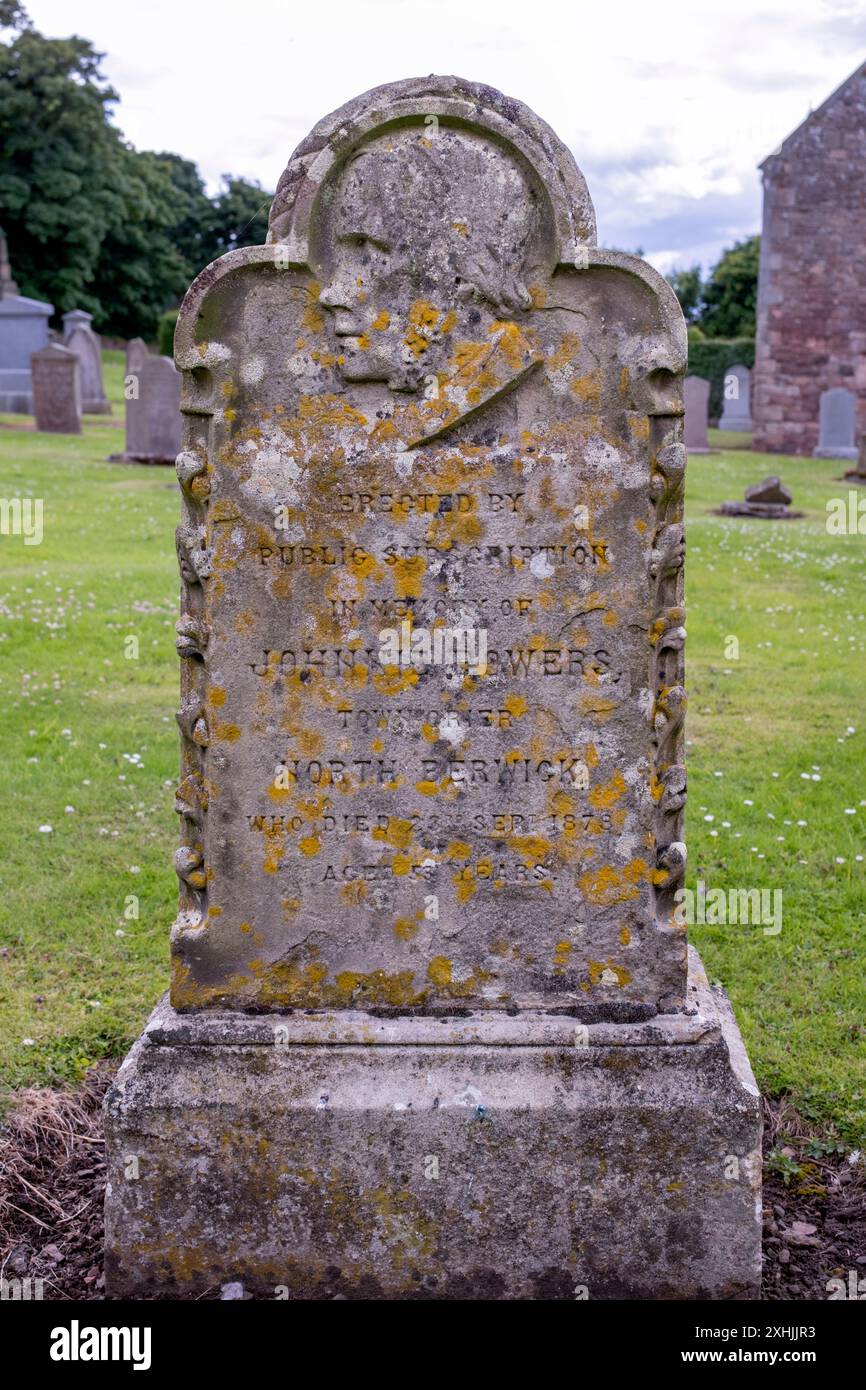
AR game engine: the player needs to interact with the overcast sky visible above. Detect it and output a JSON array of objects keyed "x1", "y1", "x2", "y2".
[{"x1": 23, "y1": 0, "x2": 866, "y2": 274}]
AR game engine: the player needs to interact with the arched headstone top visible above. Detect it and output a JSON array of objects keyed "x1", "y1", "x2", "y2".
[{"x1": 267, "y1": 75, "x2": 597, "y2": 268}]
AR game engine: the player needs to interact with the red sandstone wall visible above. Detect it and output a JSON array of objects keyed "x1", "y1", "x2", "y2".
[{"x1": 753, "y1": 64, "x2": 866, "y2": 456}]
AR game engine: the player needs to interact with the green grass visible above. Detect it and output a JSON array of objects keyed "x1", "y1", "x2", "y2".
[{"x1": 0, "y1": 363, "x2": 864, "y2": 1141}]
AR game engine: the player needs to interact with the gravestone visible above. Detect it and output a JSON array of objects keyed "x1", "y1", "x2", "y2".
[
  {"x1": 62, "y1": 309, "x2": 111, "y2": 414},
  {"x1": 0, "y1": 230, "x2": 53, "y2": 413},
  {"x1": 843, "y1": 433, "x2": 866, "y2": 484},
  {"x1": 684, "y1": 375, "x2": 710, "y2": 451},
  {"x1": 719, "y1": 363, "x2": 752, "y2": 432},
  {"x1": 31, "y1": 343, "x2": 81, "y2": 434},
  {"x1": 125, "y1": 337, "x2": 149, "y2": 381},
  {"x1": 718, "y1": 474, "x2": 803, "y2": 519},
  {"x1": 105, "y1": 76, "x2": 761, "y2": 1301},
  {"x1": 113, "y1": 355, "x2": 181, "y2": 464},
  {"x1": 814, "y1": 387, "x2": 857, "y2": 459}
]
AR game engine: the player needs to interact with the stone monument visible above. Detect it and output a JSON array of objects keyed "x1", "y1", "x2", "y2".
[
  {"x1": 63, "y1": 308, "x2": 111, "y2": 414},
  {"x1": 105, "y1": 77, "x2": 761, "y2": 1301},
  {"x1": 0, "y1": 230, "x2": 53, "y2": 413},
  {"x1": 111, "y1": 355, "x2": 181, "y2": 464},
  {"x1": 684, "y1": 375, "x2": 710, "y2": 452},
  {"x1": 814, "y1": 386, "x2": 857, "y2": 459},
  {"x1": 31, "y1": 343, "x2": 82, "y2": 434},
  {"x1": 719, "y1": 363, "x2": 752, "y2": 432},
  {"x1": 717, "y1": 475, "x2": 803, "y2": 519}
]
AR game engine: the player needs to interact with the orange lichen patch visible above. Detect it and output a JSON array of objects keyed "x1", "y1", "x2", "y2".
[
  {"x1": 453, "y1": 870, "x2": 477, "y2": 903},
  {"x1": 390, "y1": 555, "x2": 425, "y2": 599},
  {"x1": 528, "y1": 283, "x2": 547, "y2": 309},
  {"x1": 587, "y1": 959, "x2": 632, "y2": 988},
  {"x1": 340, "y1": 880, "x2": 367, "y2": 907},
  {"x1": 235, "y1": 610, "x2": 257, "y2": 634},
  {"x1": 298, "y1": 835, "x2": 321, "y2": 857},
  {"x1": 421, "y1": 722, "x2": 438, "y2": 743},
  {"x1": 333, "y1": 969, "x2": 426, "y2": 1009},
  {"x1": 649, "y1": 772, "x2": 664, "y2": 802},
  {"x1": 588, "y1": 770, "x2": 627, "y2": 811},
  {"x1": 603, "y1": 609, "x2": 618, "y2": 628},
  {"x1": 620, "y1": 366, "x2": 630, "y2": 395},
  {"x1": 441, "y1": 309, "x2": 458, "y2": 333},
  {"x1": 239, "y1": 921, "x2": 252, "y2": 934},
  {"x1": 503, "y1": 693, "x2": 529, "y2": 719},
  {"x1": 507, "y1": 834, "x2": 552, "y2": 867},
  {"x1": 302, "y1": 282, "x2": 325, "y2": 334},
  {"x1": 262, "y1": 823, "x2": 286, "y2": 874},
  {"x1": 415, "y1": 779, "x2": 439, "y2": 797},
  {"x1": 571, "y1": 374, "x2": 601, "y2": 405},
  {"x1": 212, "y1": 721, "x2": 242, "y2": 742},
  {"x1": 295, "y1": 728, "x2": 323, "y2": 756},
  {"x1": 445, "y1": 841, "x2": 471, "y2": 861},
  {"x1": 405, "y1": 300, "x2": 440, "y2": 357},
  {"x1": 452, "y1": 221, "x2": 468, "y2": 237},
  {"x1": 391, "y1": 852, "x2": 413, "y2": 876},
  {"x1": 207, "y1": 905, "x2": 223, "y2": 918},
  {"x1": 426, "y1": 955, "x2": 489, "y2": 998},
  {"x1": 280, "y1": 898, "x2": 301, "y2": 919},
  {"x1": 208, "y1": 686, "x2": 227, "y2": 708},
  {"x1": 547, "y1": 331, "x2": 581, "y2": 372},
  {"x1": 371, "y1": 310, "x2": 390, "y2": 331},
  {"x1": 370, "y1": 737, "x2": 384, "y2": 753},
  {"x1": 394, "y1": 916, "x2": 418, "y2": 941},
  {"x1": 633, "y1": 518, "x2": 648, "y2": 534},
  {"x1": 371, "y1": 816, "x2": 415, "y2": 850},
  {"x1": 579, "y1": 858, "x2": 652, "y2": 906},
  {"x1": 374, "y1": 664, "x2": 419, "y2": 695},
  {"x1": 619, "y1": 926, "x2": 632, "y2": 946},
  {"x1": 553, "y1": 940, "x2": 572, "y2": 972}
]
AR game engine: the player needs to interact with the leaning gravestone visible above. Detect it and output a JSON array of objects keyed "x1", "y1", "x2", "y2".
[
  {"x1": 112, "y1": 355, "x2": 181, "y2": 464},
  {"x1": 719, "y1": 363, "x2": 752, "y2": 432},
  {"x1": 814, "y1": 386, "x2": 857, "y2": 459},
  {"x1": 31, "y1": 343, "x2": 81, "y2": 434},
  {"x1": 718, "y1": 474, "x2": 803, "y2": 519},
  {"x1": 62, "y1": 309, "x2": 111, "y2": 414},
  {"x1": 684, "y1": 374, "x2": 710, "y2": 451},
  {"x1": 105, "y1": 76, "x2": 761, "y2": 1301}
]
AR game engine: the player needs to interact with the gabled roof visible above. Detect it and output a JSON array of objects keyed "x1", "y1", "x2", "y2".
[{"x1": 760, "y1": 58, "x2": 866, "y2": 169}]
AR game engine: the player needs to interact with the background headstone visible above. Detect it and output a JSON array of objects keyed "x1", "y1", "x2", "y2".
[
  {"x1": 844, "y1": 433, "x2": 866, "y2": 482},
  {"x1": 62, "y1": 308, "x2": 111, "y2": 414},
  {"x1": 718, "y1": 474, "x2": 803, "y2": 519},
  {"x1": 105, "y1": 76, "x2": 761, "y2": 1302},
  {"x1": 118, "y1": 355, "x2": 181, "y2": 463},
  {"x1": 125, "y1": 337, "x2": 149, "y2": 379},
  {"x1": 719, "y1": 363, "x2": 752, "y2": 431},
  {"x1": 684, "y1": 374, "x2": 710, "y2": 451},
  {"x1": 814, "y1": 387, "x2": 857, "y2": 459},
  {"x1": 0, "y1": 230, "x2": 53, "y2": 413},
  {"x1": 31, "y1": 343, "x2": 82, "y2": 434}
]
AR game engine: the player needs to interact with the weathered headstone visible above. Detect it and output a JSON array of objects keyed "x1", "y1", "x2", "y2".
[
  {"x1": 105, "y1": 77, "x2": 761, "y2": 1301},
  {"x1": 125, "y1": 337, "x2": 149, "y2": 380},
  {"x1": 112, "y1": 355, "x2": 181, "y2": 464},
  {"x1": 62, "y1": 308, "x2": 111, "y2": 414},
  {"x1": 718, "y1": 474, "x2": 803, "y2": 519},
  {"x1": 843, "y1": 433, "x2": 866, "y2": 483},
  {"x1": 814, "y1": 386, "x2": 857, "y2": 459},
  {"x1": 684, "y1": 374, "x2": 710, "y2": 451},
  {"x1": 0, "y1": 230, "x2": 53, "y2": 413},
  {"x1": 719, "y1": 363, "x2": 752, "y2": 431},
  {"x1": 31, "y1": 343, "x2": 82, "y2": 434}
]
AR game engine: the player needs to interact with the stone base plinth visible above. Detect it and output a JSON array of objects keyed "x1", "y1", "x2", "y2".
[{"x1": 104, "y1": 949, "x2": 762, "y2": 1300}]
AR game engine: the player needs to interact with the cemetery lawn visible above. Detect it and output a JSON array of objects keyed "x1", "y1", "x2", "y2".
[{"x1": 0, "y1": 374, "x2": 864, "y2": 1144}]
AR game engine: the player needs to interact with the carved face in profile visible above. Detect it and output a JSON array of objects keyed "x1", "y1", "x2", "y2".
[{"x1": 318, "y1": 127, "x2": 541, "y2": 390}]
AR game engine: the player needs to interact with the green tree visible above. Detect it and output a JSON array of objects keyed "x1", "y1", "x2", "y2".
[
  {"x1": 202, "y1": 176, "x2": 273, "y2": 262},
  {"x1": 89, "y1": 147, "x2": 194, "y2": 340},
  {"x1": 0, "y1": 12, "x2": 122, "y2": 313},
  {"x1": 666, "y1": 265, "x2": 704, "y2": 325},
  {"x1": 700, "y1": 235, "x2": 760, "y2": 338}
]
